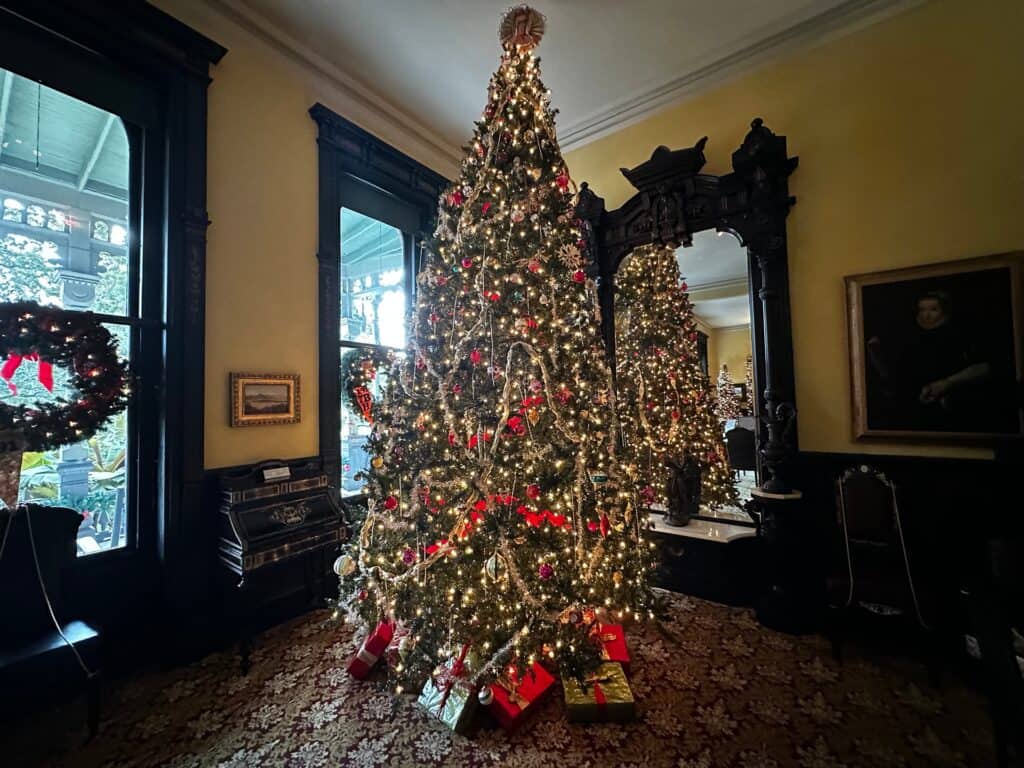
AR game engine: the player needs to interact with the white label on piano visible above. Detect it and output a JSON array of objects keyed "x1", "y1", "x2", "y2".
[{"x1": 263, "y1": 466, "x2": 291, "y2": 483}]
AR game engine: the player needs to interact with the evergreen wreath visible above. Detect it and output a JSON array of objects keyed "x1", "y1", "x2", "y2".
[
  {"x1": 0, "y1": 301, "x2": 131, "y2": 452},
  {"x1": 339, "y1": 347, "x2": 393, "y2": 424}
]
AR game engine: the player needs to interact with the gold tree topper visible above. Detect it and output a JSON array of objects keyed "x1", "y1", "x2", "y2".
[{"x1": 499, "y1": 5, "x2": 546, "y2": 50}]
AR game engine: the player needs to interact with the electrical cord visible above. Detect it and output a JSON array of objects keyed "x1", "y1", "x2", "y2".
[{"x1": 13, "y1": 504, "x2": 97, "y2": 680}]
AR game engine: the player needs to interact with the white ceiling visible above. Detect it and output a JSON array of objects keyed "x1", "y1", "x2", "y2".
[
  {"x1": 212, "y1": 0, "x2": 919, "y2": 167},
  {"x1": 692, "y1": 294, "x2": 751, "y2": 328},
  {"x1": 678, "y1": 230, "x2": 750, "y2": 328},
  {"x1": 676, "y1": 230, "x2": 747, "y2": 290}
]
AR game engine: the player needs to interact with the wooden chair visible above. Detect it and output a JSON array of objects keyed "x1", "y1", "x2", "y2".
[
  {"x1": 830, "y1": 466, "x2": 939, "y2": 682},
  {"x1": 0, "y1": 503, "x2": 102, "y2": 739}
]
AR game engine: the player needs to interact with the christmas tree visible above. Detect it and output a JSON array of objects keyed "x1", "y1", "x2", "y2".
[
  {"x1": 616, "y1": 246, "x2": 738, "y2": 509},
  {"x1": 716, "y1": 364, "x2": 742, "y2": 422},
  {"x1": 338, "y1": 6, "x2": 654, "y2": 690}
]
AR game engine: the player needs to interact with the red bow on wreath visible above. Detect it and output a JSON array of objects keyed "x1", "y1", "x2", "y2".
[{"x1": 1, "y1": 353, "x2": 54, "y2": 395}]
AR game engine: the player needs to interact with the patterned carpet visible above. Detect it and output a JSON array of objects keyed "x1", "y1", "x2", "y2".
[{"x1": 8, "y1": 593, "x2": 994, "y2": 768}]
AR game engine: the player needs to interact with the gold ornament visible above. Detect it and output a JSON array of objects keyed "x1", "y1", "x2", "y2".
[
  {"x1": 527, "y1": 407, "x2": 540, "y2": 425},
  {"x1": 371, "y1": 456, "x2": 384, "y2": 469},
  {"x1": 612, "y1": 571, "x2": 623, "y2": 585},
  {"x1": 499, "y1": 5, "x2": 546, "y2": 50}
]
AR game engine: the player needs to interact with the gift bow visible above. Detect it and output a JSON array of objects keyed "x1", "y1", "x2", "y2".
[
  {"x1": 432, "y1": 643, "x2": 471, "y2": 715},
  {"x1": 585, "y1": 673, "x2": 615, "y2": 709},
  {"x1": 1, "y1": 353, "x2": 54, "y2": 395},
  {"x1": 497, "y1": 672, "x2": 531, "y2": 711}
]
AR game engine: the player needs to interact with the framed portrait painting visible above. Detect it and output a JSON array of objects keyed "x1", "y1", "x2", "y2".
[
  {"x1": 230, "y1": 373, "x2": 301, "y2": 427},
  {"x1": 846, "y1": 252, "x2": 1023, "y2": 441}
]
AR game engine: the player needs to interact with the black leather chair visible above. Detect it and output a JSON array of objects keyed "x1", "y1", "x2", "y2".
[
  {"x1": 0, "y1": 504, "x2": 101, "y2": 738},
  {"x1": 725, "y1": 426, "x2": 757, "y2": 473},
  {"x1": 830, "y1": 466, "x2": 939, "y2": 681}
]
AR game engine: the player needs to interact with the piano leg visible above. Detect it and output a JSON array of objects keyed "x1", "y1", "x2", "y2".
[{"x1": 237, "y1": 576, "x2": 254, "y2": 675}]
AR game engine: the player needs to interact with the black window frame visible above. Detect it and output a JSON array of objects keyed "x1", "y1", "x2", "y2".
[
  {"x1": 0, "y1": 1, "x2": 225, "y2": 620},
  {"x1": 310, "y1": 105, "x2": 448, "y2": 501}
]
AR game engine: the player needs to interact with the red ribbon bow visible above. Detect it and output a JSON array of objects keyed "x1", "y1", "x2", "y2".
[
  {"x1": 1, "y1": 353, "x2": 53, "y2": 395},
  {"x1": 432, "y1": 643, "x2": 471, "y2": 714}
]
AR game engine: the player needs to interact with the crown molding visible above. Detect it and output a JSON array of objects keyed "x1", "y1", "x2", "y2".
[
  {"x1": 687, "y1": 277, "x2": 749, "y2": 299},
  {"x1": 559, "y1": 0, "x2": 927, "y2": 152},
  {"x1": 205, "y1": 0, "x2": 462, "y2": 176}
]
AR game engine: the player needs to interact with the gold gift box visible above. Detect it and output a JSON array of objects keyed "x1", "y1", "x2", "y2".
[
  {"x1": 417, "y1": 648, "x2": 479, "y2": 734},
  {"x1": 563, "y1": 662, "x2": 635, "y2": 723}
]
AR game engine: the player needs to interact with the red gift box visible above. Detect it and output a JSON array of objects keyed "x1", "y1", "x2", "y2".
[
  {"x1": 347, "y1": 620, "x2": 394, "y2": 679},
  {"x1": 596, "y1": 624, "x2": 630, "y2": 674},
  {"x1": 487, "y1": 661, "x2": 556, "y2": 731}
]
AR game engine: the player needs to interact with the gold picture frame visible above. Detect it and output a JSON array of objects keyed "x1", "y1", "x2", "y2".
[
  {"x1": 846, "y1": 252, "x2": 1023, "y2": 441},
  {"x1": 230, "y1": 373, "x2": 301, "y2": 427}
]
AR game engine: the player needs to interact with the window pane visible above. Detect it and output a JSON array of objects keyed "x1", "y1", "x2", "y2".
[
  {"x1": 340, "y1": 208, "x2": 406, "y2": 348},
  {"x1": 339, "y1": 348, "x2": 392, "y2": 497},
  {"x1": 1, "y1": 65, "x2": 132, "y2": 555},
  {"x1": 10, "y1": 323, "x2": 130, "y2": 556},
  {"x1": 0, "y1": 68, "x2": 129, "y2": 315}
]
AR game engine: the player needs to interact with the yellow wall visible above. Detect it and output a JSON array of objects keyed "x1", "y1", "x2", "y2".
[
  {"x1": 565, "y1": 0, "x2": 1023, "y2": 459},
  {"x1": 711, "y1": 327, "x2": 752, "y2": 384},
  {"x1": 151, "y1": 1, "x2": 453, "y2": 468}
]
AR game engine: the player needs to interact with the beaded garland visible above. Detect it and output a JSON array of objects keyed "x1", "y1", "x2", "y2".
[{"x1": 0, "y1": 301, "x2": 131, "y2": 452}]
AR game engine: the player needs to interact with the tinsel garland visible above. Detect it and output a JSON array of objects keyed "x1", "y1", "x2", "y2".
[{"x1": 0, "y1": 301, "x2": 131, "y2": 451}]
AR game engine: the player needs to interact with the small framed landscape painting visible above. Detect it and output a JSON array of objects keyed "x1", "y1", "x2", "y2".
[
  {"x1": 846, "y1": 252, "x2": 1023, "y2": 441},
  {"x1": 230, "y1": 373, "x2": 301, "y2": 427}
]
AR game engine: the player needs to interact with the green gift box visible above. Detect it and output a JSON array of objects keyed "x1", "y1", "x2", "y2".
[
  {"x1": 563, "y1": 662, "x2": 635, "y2": 723},
  {"x1": 417, "y1": 645, "x2": 479, "y2": 734}
]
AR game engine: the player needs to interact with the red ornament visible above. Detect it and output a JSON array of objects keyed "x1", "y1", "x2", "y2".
[
  {"x1": 526, "y1": 484, "x2": 541, "y2": 500},
  {"x1": 600, "y1": 514, "x2": 610, "y2": 538},
  {"x1": 450, "y1": 189, "x2": 464, "y2": 206},
  {"x1": 482, "y1": 201, "x2": 492, "y2": 214},
  {"x1": 448, "y1": 431, "x2": 458, "y2": 447},
  {"x1": 470, "y1": 349, "x2": 483, "y2": 365},
  {"x1": 680, "y1": 281, "x2": 689, "y2": 291},
  {"x1": 383, "y1": 495, "x2": 399, "y2": 510},
  {"x1": 429, "y1": 312, "x2": 440, "y2": 323},
  {"x1": 436, "y1": 276, "x2": 449, "y2": 286},
  {"x1": 527, "y1": 259, "x2": 541, "y2": 273},
  {"x1": 671, "y1": 410, "x2": 680, "y2": 421},
  {"x1": 462, "y1": 257, "x2": 474, "y2": 269},
  {"x1": 452, "y1": 383, "x2": 462, "y2": 394},
  {"x1": 555, "y1": 172, "x2": 570, "y2": 192},
  {"x1": 572, "y1": 270, "x2": 586, "y2": 283}
]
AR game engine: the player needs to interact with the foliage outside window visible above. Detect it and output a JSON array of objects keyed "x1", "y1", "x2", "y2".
[{"x1": 0, "y1": 66, "x2": 132, "y2": 556}]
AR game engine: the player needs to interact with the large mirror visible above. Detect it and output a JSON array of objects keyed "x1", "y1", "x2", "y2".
[
  {"x1": 577, "y1": 118, "x2": 799, "y2": 497},
  {"x1": 677, "y1": 231, "x2": 758, "y2": 510}
]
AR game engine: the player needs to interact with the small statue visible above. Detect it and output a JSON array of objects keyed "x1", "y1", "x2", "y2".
[{"x1": 665, "y1": 449, "x2": 702, "y2": 526}]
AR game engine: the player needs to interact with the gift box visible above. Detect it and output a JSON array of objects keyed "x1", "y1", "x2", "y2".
[
  {"x1": 596, "y1": 623, "x2": 630, "y2": 674},
  {"x1": 563, "y1": 662, "x2": 635, "y2": 723},
  {"x1": 486, "y1": 661, "x2": 556, "y2": 731},
  {"x1": 418, "y1": 644, "x2": 479, "y2": 734},
  {"x1": 346, "y1": 620, "x2": 394, "y2": 680}
]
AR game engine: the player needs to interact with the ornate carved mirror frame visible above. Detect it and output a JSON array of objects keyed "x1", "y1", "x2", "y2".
[{"x1": 576, "y1": 119, "x2": 800, "y2": 493}]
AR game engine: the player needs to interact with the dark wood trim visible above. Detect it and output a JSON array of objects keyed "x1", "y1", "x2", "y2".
[
  {"x1": 310, "y1": 104, "x2": 448, "y2": 496},
  {"x1": 577, "y1": 119, "x2": 799, "y2": 493},
  {"x1": 0, "y1": 2, "x2": 225, "y2": 640}
]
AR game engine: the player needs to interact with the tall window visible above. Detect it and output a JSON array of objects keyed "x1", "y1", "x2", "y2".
[
  {"x1": 339, "y1": 208, "x2": 407, "y2": 496},
  {"x1": 0, "y1": 67, "x2": 132, "y2": 556}
]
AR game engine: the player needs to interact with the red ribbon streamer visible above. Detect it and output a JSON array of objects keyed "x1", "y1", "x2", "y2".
[
  {"x1": 433, "y1": 642, "x2": 471, "y2": 714},
  {"x1": 1, "y1": 353, "x2": 54, "y2": 395}
]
